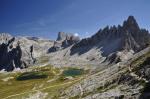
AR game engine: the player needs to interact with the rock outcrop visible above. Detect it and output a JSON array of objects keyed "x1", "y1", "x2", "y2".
[
  {"x1": 48, "y1": 32, "x2": 80, "y2": 53},
  {"x1": 0, "y1": 33, "x2": 53, "y2": 71},
  {"x1": 57, "y1": 32, "x2": 80, "y2": 42},
  {"x1": 0, "y1": 34, "x2": 26, "y2": 71}
]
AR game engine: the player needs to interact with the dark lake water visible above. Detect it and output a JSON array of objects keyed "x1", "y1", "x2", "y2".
[{"x1": 63, "y1": 68, "x2": 83, "y2": 77}]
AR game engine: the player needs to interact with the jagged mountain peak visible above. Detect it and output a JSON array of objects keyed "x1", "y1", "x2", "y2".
[
  {"x1": 70, "y1": 16, "x2": 150, "y2": 63},
  {"x1": 123, "y1": 16, "x2": 140, "y2": 32},
  {"x1": 126, "y1": 16, "x2": 137, "y2": 24}
]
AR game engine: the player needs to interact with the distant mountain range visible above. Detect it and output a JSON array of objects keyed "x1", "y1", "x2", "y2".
[{"x1": 0, "y1": 16, "x2": 150, "y2": 71}]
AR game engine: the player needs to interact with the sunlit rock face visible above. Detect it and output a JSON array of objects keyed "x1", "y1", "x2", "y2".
[
  {"x1": 0, "y1": 33, "x2": 13, "y2": 45},
  {"x1": 57, "y1": 32, "x2": 80, "y2": 42}
]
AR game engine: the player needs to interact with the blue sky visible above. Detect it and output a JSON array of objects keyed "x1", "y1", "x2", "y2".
[{"x1": 0, "y1": 0, "x2": 150, "y2": 39}]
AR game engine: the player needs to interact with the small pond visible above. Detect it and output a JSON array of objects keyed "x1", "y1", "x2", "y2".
[
  {"x1": 63, "y1": 68, "x2": 84, "y2": 77},
  {"x1": 16, "y1": 71, "x2": 48, "y2": 81}
]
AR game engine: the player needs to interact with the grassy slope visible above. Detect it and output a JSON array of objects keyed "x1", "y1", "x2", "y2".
[{"x1": 0, "y1": 65, "x2": 85, "y2": 99}]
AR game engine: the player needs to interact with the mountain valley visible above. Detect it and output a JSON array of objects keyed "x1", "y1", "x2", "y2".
[{"x1": 0, "y1": 16, "x2": 150, "y2": 99}]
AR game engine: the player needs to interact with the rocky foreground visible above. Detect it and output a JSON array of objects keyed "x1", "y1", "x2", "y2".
[{"x1": 59, "y1": 47, "x2": 150, "y2": 99}]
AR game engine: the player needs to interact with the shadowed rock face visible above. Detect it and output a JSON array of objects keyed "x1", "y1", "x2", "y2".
[
  {"x1": 0, "y1": 34, "x2": 36, "y2": 71},
  {"x1": 0, "y1": 37, "x2": 24, "y2": 71},
  {"x1": 70, "y1": 16, "x2": 150, "y2": 60},
  {"x1": 0, "y1": 33, "x2": 54, "y2": 71}
]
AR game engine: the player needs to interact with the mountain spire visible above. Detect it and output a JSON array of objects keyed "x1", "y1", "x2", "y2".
[{"x1": 123, "y1": 16, "x2": 140, "y2": 32}]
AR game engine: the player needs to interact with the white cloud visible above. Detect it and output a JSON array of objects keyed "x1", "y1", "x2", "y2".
[{"x1": 74, "y1": 33, "x2": 79, "y2": 37}]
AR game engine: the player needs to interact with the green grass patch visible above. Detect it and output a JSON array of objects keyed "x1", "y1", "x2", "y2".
[
  {"x1": 0, "y1": 65, "x2": 60, "y2": 98},
  {"x1": 0, "y1": 65, "x2": 84, "y2": 99},
  {"x1": 69, "y1": 95, "x2": 80, "y2": 99}
]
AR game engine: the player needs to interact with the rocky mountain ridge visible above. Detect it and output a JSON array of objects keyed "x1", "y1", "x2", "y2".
[
  {"x1": 70, "y1": 16, "x2": 150, "y2": 63},
  {"x1": 1, "y1": 16, "x2": 150, "y2": 71}
]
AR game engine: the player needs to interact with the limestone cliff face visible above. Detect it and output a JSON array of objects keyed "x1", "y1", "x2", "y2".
[
  {"x1": 0, "y1": 33, "x2": 53, "y2": 71},
  {"x1": 70, "y1": 16, "x2": 150, "y2": 62}
]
